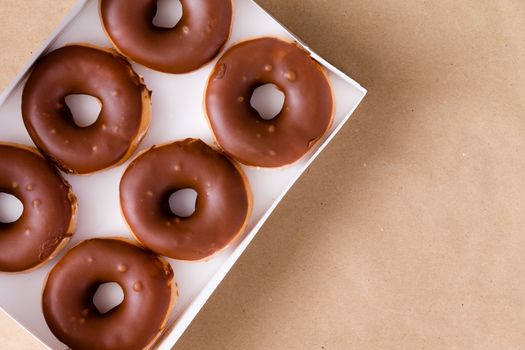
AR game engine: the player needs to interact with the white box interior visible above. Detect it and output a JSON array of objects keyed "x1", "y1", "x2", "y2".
[{"x1": 0, "y1": 0, "x2": 366, "y2": 349}]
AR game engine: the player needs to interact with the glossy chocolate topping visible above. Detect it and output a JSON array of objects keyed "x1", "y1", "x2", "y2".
[
  {"x1": 42, "y1": 238, "x2": 175, "y2": 350},
  {"x1": 0, "y1": 144, "x2": 76, "y2": 272},
  {"x1": 120, "y1": 139, "x2": 252, "y2": 261},
  {"x1": 22, "y1": 45, "x2": 151, "y2": 174},
  {"x1": 205, "y1": 37, "x2": 334, "y2": 168},
  {"x1": 100, "y1": 0, "x2": 233, "y2": 74}
]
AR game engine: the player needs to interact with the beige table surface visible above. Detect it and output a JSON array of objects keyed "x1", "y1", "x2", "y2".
[{"x1": 1, "y1": 0, "x2": 525, "y2": 349}]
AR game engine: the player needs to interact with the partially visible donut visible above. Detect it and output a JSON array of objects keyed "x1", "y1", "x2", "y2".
[
  {"x1": 100, "y1": 0, "x2": 233, "y2": 74},
  {"x1": 0, "y1": 143, "x2": 76, "y2": 272},
  {"x1": 119, "y1": 139, "x2": 252, "y2": 261},
  {"x1": 22, "y1": 45, "x2": 151, "y2": 175},
  {"x1": 42, "y1": 238, "x2": 177, "y2": 350},
  {"x1": 205, "y1": 37, "x2": 335, "y2": 168}
]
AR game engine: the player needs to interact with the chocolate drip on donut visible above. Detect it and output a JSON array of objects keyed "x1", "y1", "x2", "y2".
[
  {"x1": 0, "y1": 144, "x2": 76, "y2": 272},
  {"x1": 120, "y1": 139, "x2": 252, "y2": 261},
  {"x1": 22, "y1": 45, "x2": 151, "y2": 174},
  {"x1": 205, "y1": 37, "x2": 334, "y2": 168},
  {"x1": 100, "y1": 0, "x2": 233, "y2": 73},
  {"x1": 42, "y1": 238, "x2": 176, "y2": 350}
]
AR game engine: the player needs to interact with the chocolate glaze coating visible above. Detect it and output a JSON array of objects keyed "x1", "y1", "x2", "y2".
[
  {"x1": 205, "y1": 37, "x2": 334, "y2": 168},
  {"x1": 42, "y1": 238, "x2": 175, "y2": 350},
  {"x1": 100, "y1": 0, "x2": 233, "y2": 74},
  {"x1": 0, "y1": 144, "x2": 76, "y2": 272},
  {"x1": 22, "y1": 45, "x2": 151, "y2": 174},
  {"x1": 120, "y1": 139, "x2": 252, "y2": 261}
]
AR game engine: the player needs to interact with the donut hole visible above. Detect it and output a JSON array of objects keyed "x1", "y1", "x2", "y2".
[
  {"x1": 153, "y1": 0, "x2": 183, "y2": 29},
  {"x1": 169, "y1": 188, "x2": 197, "y2": 218},
  {"x1": 93, "y1": 282, "x2": 124, "y2": 314},
  {"x1": 250, "y1": 84, "x2": 285, "y2": 121},
  {"x1": 65, "y1": 94, "x2": 102, "y2": 128},
  {"x1": 0, "y1": 193, "x2": 23, "y2": 224}
]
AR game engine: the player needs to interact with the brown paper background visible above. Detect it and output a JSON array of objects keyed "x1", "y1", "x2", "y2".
[{"x1": 1, "y1": 0, "x2": 525, "y2": 349}]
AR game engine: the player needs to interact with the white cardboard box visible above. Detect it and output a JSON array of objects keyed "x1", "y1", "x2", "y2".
[{"x1": 0, "y1": 0, "x2": 366, "y2": 348}]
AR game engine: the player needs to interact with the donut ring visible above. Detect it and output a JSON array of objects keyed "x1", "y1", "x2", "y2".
[
  {"x1": 120, "y1": 139, "x2": 252, "y2": 261},
  {"x1": 205, "y1": 37, "x2": 335, "y2": 168},
  {"x1": 0, "y1": 143, "x2": 76, "y2": 272},
  {"x1": 22, "y1": 45, "x2": 151, "y2": 175},
  {"x1": 100, "y1": 0, "x2": 233, "y2": 74},
  {"x1": 42, "y1": 238, "x2": 177, "y2": 350}
]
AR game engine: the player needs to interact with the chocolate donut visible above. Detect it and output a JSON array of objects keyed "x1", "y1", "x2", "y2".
[
  {"x1": 205, "y1": 37, "x2": 335, "y2": 168},
  {"x1": 22, "y1": 45, "x2": 151, "y2": 175},
  {"x1": 100, "y1": 0, "x2": 233, "y2": 74},
  {"x1": 42, "y1": 238, "x2": 176, "y2": 350},
  {"x1": 0, "y1": 143, "x2": 76, "y2": 272},
  {"x1": 120, "y1": 139, "x2": 252, "y2": 261}
]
